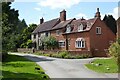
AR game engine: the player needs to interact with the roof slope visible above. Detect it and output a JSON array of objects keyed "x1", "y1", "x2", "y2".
[
  {"x1": 52, "y1": 18, "x2": 75, "y2": 30},
  {"x1": 71, "y1": 18, "x2": 97, "y2": 33},
  {"x1": 32, "y1": 18, "x2": 60, "y2": 34}
]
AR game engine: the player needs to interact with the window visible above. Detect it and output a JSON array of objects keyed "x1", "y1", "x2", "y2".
[
  {"x1": 66, "y1": 24, "x2": 71, "y2": 33},
  {"x1": 45, "y1": 32, "x2": 50, "y2": 37},
  {"x1": 59, "y1": 40, "x2": 65, "y2": 47},
  {"x1": 78, "y1": 24, "x2": 83, "y2": 32},
  {"x1": 96, "y1": 27, "x2": 101, "y2": 34},
  {"x1": 75, "y1": 38, "x2": 85, "y2": 48},
  {"x1": 56, "y1": 30, "x2": 60, "y2": 36},
  {"x1": 34, "y1": 34, "x2": 36, "y2": 39}
]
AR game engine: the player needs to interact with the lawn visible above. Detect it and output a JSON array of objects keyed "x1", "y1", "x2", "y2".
[
  {"x1": 85, "y1": 58, "x2": 119, "y2": 73},
  {"x1": 1, "y1": 54, "x2": 49, "y2": 80}
]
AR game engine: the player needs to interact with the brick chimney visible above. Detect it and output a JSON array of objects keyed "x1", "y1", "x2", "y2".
[
  {"x1": 40, "y1": 17, "x2": 44, "y2": 24},
  {"x1": 60, "y1": 9, "x2": 66, "y2": 21},
  {"x1": 95, "y1": 8, "x2": 101, "y2": 18}
]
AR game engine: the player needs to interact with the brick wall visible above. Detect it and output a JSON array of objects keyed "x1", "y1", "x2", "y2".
[
  {"x1": 66, "y1": 32, "x2": 90, "y2": 51},
  {"x1": 17, "y1": 48, "x2": 33, "y2": 53},
  {"x1": 90, "y1": 18, "x2": 115, "y2": 57},
  {"x1": 51, "y1": 28, "x2": 66, "y2": 50}
]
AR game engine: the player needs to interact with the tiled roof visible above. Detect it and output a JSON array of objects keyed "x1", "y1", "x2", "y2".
[
  {"x1": 52, "y1": 18, "x2": 75, "y2": 30},
  {"x1": 32, "y1": 17, "x2": 97, "y2": 34},
  {"x1": 32, "y1": 18, "x2": 60, "y2": 34},
  {"x1": 71, "y1": 18, "x2": 97, "y2": 32}
]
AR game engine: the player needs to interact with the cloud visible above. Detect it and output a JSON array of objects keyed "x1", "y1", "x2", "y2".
[
  {"x1": 34, "y1": 7, "x2": 41, "y2": 11},
  {"x1": 107, "y1": 7, "x2": 120, "y2": 19},
  {"x1": 75, "y1": 13, "x2": 88, "y2": 19},
  {"x1": 38, "y1": 0, "x2": 81, "y2": 9}
]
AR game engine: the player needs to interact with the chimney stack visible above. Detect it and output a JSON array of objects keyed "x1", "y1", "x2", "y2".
[
  {"x1": 40, "y1": 17, "x2": 44, "y2": 24},
  {"x1": 95, "y1": 8, "x2": 101, "y2": 18},
  {"x1": 60, "y1": 9, "x2": 66, "y2": 21}
]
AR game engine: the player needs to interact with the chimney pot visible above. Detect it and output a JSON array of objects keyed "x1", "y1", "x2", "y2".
[
  {"x1": 95, "y1": 8, "x2": 101, "y2": 18},
  {"x1": 40, "y1": 17, "x2": 44, "y2": 24}
]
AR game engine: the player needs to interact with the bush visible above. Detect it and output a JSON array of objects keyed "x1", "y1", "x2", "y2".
[
  {"x1": 109, "y1": 42, "x2": 120, "y2": 64},
  {"x1": 75, "y1": 55, "x2": 83, "y2": 59},
  {"x1": 58, "y1": 51, "x2": 69, "y2": 58},
  {"x1": 42, "y1": 36, "x2": 59, "y2": 50}
]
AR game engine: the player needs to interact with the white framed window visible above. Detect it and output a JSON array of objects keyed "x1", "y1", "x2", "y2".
[
  {"x1": 56, "y1": 30, "x2": 60, "y2": 36},
  {"x1": 78, "y1": 24, "x2": 83, "y2": 32},
  {"x1": 96, "y1": 27, "x2": 101, "y2": 34},
  {"x1": 66, "y1": 24, "x2": 71, "y2": 33},
  {"x1": 59, "y1": 40, "x2": 65, "y2": 47},
  {"x1": 75, "y1": 38, "x2": 85, "y2": 48}
]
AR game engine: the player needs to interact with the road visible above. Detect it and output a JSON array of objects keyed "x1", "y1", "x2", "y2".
[{"x1": 10, "y1": 53, "x2": 118, "y2": 80}]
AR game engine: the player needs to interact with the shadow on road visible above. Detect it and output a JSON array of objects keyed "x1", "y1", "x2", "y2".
[{"x1": 24, "y1": 55, "x2": 55, "y2": 62}]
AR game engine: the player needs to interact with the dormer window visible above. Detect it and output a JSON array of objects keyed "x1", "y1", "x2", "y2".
[
  {"x1": 66, "y1": 24, "x2": 71, "y2": 33},
  {"x1": 78, "y1": 24, "x2": 83, "y2": 32}
]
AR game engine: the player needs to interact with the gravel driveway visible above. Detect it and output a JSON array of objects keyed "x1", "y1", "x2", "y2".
[{"x1": 10, "y1": 53, "x2": 119, "y2": 80}]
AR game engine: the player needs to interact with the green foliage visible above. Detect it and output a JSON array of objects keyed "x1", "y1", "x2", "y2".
[
  {"x1": 2, "y1": 2, "x2": 28, "y2": 52},
  {"x1": 16, "y1": 19, "x2": 27, "y2": 34},
  {"x1": 1, "y1": 54, "x2": 49, "y2": 80},
  {"x1": 19, "y1": 24, "x2": 37, "y2": 48},
  {"x1": 34, "y1": 51, "x2": 91, "y2": 59},
  {"x1": 2, "y1": 2, "x2": 37, "y2": 53},
  {"x1": 42, "y1": 36, "x2": 59, "y2": 50},
  {"x1": 20, "y1": 39, "x2": 33, "y2": 48},
  {"x1": 117, "y1": 37, "x2": 120, "y2": 44},
  {"x1": 109, "y1": 42, "x2": 120, "y2": 64},
  {"x1": 58, "y1": 51, "x2": 69, "y2": 58},
  {"x1": 103, "y1": 15, "x2": 117, "y2": 34},
  {"x1": 2, "y1": 2, "x2": 20, "y2": 52}
]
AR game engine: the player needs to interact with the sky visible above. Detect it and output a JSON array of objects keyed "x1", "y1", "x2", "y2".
[{"x1": 10, "y1": 0, "x2": 120, "y2": 25}]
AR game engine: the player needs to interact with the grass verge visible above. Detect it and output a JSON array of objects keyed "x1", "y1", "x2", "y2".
[
  {"x1": 85, "y1": 58, "x2": 119, "y2": 73},
  {"x1": 1, "y1": 54, "x2": 49, "y2": 80}
]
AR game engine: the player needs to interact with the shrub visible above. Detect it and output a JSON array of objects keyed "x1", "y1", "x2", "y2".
[
  {"x1": 75, "y1": 55, "x2": 83, "y2": 59},
  {"x1": 42, "y1": 36, "x2": 59, "y2": 50},
  {"x1": 109, "y1": 42, "x2": 120, "y2": 64},
  {"x1": 58, "y1": 51, "x2": 69, "y2": 58},
  {"x1": 64, "y1": 54, "x2": 72, "y2": 59}
]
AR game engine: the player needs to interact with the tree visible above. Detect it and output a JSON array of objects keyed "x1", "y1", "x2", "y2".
[
  {"x1": 2, "y1": 2, "x2": 19, "y2": 52},
  {"x1": 19, "y1": 24, "x2": 37, "y2": 48},
  {"x1": 103, "y1": 15, "x2": 117, "y2": 34},
  {"x1": 20, "y1": 39, "x2": 33, "y2": 48},
  {"x1": 2, "y1": 2, "x2": 29, "y2": 52},
  {"x1": 16, "y1": 19, "x2": 28, "y2": 34},
  {"x1": 42, "y1": 36, "x2": 59, "y2": 50}
]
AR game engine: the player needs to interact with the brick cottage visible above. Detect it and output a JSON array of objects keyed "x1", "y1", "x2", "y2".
[{"x1": 32, "y1": 8, "x2": 116, "y2": 57}]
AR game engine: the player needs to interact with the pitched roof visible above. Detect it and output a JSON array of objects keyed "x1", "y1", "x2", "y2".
[
  {"x1": 52, "y1": 18, "x2": 75, "y2": 30},
  {"x1": 63, "y1": 18, "x2": 97, "y2": 34},
  {"x1": 32, "y1": 18, "x2": 60, "y2": 34}
]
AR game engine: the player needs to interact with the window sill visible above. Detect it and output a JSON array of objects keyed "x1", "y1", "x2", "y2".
[
  {"x1": 96, "y1": 33, "x2": 101, "y2": 35},
  {"x1": 75, "y1": 47, "x2": 85, "y2": 49}
]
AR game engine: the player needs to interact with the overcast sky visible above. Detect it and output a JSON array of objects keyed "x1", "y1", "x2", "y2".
[{"x1": 10, "y1": 0, "x2": 120, "y2": 25}]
